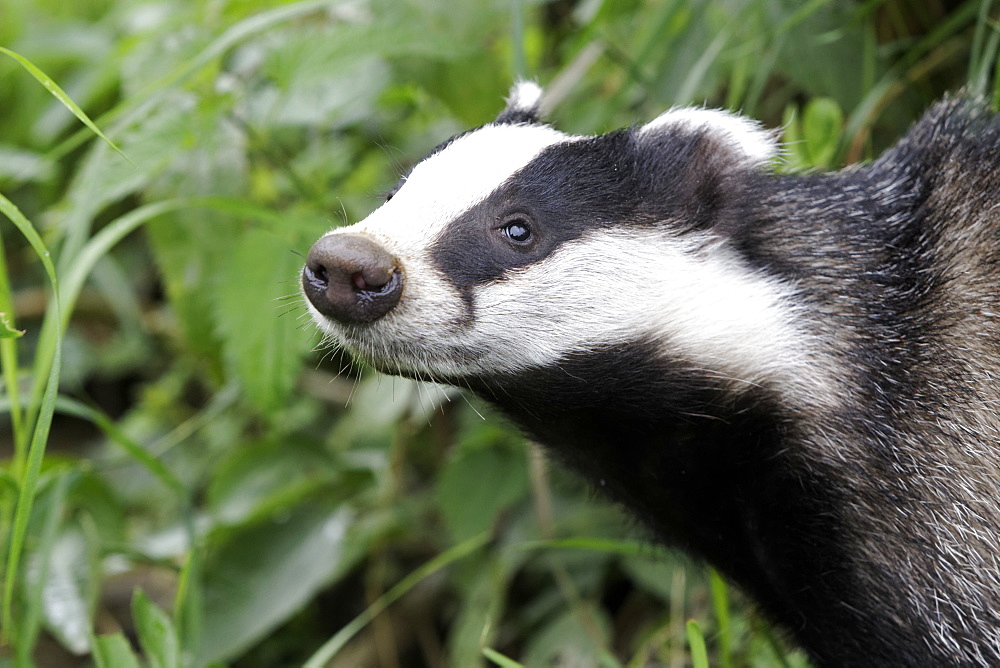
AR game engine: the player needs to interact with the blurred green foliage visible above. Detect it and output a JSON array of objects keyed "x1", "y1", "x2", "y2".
[{"x1": 0, "y1": 0, "x2": 996, "y2": 665}]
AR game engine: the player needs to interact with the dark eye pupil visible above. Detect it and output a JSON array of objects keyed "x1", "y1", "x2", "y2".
[{"x1": 504, "y1": 221, "x2": 531, "y2": 242}]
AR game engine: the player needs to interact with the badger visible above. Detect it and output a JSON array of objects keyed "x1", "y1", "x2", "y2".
[{"x1": 300, "y1": 82, "x2": 1000, "y2": 666}]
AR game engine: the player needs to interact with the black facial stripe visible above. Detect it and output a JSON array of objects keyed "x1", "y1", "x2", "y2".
[
  {"x1": 428, "y1": 131, "x2": 644, "y2": 292},
  {"x1": 427, "y1": 125, "x2": 742, "y2": 297}
]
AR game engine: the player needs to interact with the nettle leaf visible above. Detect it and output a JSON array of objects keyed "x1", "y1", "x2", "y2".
[
  {"x1": 61, "y1": 93, "x2": 200, "y2": 256},
  {"x1": 146, "y1": 209, "x2": 235, "y2": 364},
  {"x1": 211, "y1": 226, "x2": 312, "y2": 414},
  {"x1": 137, "y1": 97, "x2": 249, "y2": 363},
  {"x1": 254, "y1": 52, "x2": 392, "y2": 129}
]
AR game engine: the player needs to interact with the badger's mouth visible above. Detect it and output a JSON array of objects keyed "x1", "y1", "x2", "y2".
[
  {"x1": 305, "y1": 296, "x2": 487, "y2": 383},
  {"x1": 301, "y1": 228, "x2": 491, "y2": 380}
]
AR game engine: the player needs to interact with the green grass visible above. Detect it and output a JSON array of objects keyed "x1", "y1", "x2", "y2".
[{"x1": 0, "y1": 0, "x2": 997, "y2": 665}]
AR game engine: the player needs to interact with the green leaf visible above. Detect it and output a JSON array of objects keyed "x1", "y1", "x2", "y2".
[
  {"x1": 0, "y1": 313, "x2": 23, "y2": 338},
  {"x1": 449, "y1": 551, "x2": 518, "y2": 667},
  {"x1": 91, "y1": 632, "x2": 143, "y2": 668},
  {"x1": 55, "y1": 396, "x2": 186, "y2": 497},
  {"x1": 436, "y1": 445, "x2": 529, "y2": 542},
  {"x1": 0, "y1": 46, "x2": 130, "y2": 162},
  {"x1": 0, "y1": 145, "x2": 53, "y2": 183},
  {"x1": 207, "y1": 439, "x2": 335, "y2": 526},
  {"x1": 145, "y1": 211, "x2": 231, "y2": 364},
  {"x1": 620, "y1": 556, "x2": 684, "y2": 604},
  {"x1": 175, "y1": 534, "x2": 203, "y2": 663},
  {"x1": 19, "y1": 471, "x2": 73, "y2": 663},
  {"x1": 197, "y1": 504, "x2": 361, "y2": 665},
  {"x1": 133, "y1": 588, "x2": 181, "y2": 668},
  {"x1": 0, "y1": 468, "x2": 16, "y2": 499},
  {"x1": 710, "y1": 569, "x2": 733, "y2": 668},
  {"x1": 802, "y1": 97, "x2": 843, "y2": 168}
]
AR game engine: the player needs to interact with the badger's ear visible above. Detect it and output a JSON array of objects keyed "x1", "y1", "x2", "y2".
[
  {"x1": 638, "y1": 107, "x2": 778, "y2": 166},
  {"x1": 634, "y1": 108, "x2": 778, "y2": 233},
  {"x1": 495, "y1": 81, "x2": 544, "y2": 125}
]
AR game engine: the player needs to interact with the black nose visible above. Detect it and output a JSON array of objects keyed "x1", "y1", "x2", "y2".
[{"x1": 302, "y1": 233, "x2": 403, "y2": 324}]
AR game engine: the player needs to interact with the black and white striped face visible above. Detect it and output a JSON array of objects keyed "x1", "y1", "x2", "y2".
[{"x1": 302, "y1": 83, "x2": 810, "y2": 391}]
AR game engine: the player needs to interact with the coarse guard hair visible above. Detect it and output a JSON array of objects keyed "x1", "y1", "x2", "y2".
[{"x1": 301, "y1": 82, "x2": 1000, "y2": 666}]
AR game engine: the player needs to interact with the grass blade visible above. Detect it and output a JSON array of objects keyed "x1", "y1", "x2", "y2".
[
  {"x1": 0, "y1": 225, "x2": 25, "y2": 465},
  {"x1": 0, "y1": 47, "x2": 130, "y2": 164},
  {"x1": 483, "y1": 647, "x2": 526, "y2": 667},
  {"x1": 686, "y1": 620, "x2": 709, "y2": 668},
  {"x1": 16, "y1": 470, "x2": 73, "y2": 667},
  {"x1": 0, "y1": 193, "x2": 62, "y2": 651},
  {"x1": 53, "y1": 397, "x2": 185, "y2": 496},
  {"x1": 302, "y1": 532, "x2": 490, "y2": 667},
  {"x1": 709, "y1": 569, "x2": 732, "y2": 668},
  {"x1": 514, "y1": 536, "x2": 669, "y2": 558}
]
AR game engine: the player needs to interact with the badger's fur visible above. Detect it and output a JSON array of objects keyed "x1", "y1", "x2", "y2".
[{"x1": 301, "y1": 82, "x2": 1000, "y2": 666}]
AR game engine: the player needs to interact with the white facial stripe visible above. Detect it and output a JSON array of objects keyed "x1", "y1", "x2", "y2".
[
  {"x1": 344, "y1": 123, "x2": 575, "y2": 254},
  {"x1": 641, "y1": 107, "x2": 778, "y2": 164},
  {"x1": 470, "y1": 231, "x2": 803, "y2": 380}
]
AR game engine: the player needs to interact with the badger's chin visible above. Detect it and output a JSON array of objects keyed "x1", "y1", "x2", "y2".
[{"x1": 314, "y1": 318, "x2": 472, "y2": 382}]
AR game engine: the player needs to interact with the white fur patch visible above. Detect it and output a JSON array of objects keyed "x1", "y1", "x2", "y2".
[
  {"x1": 505, "y1": 80, "x2": 543, "y2": 115},
  {"x1": 346, "y1": 122, "x2": 574, "y2": 252},
  {"x1": 468, "y1": 230, "x2": 821, "y2": 391},
  {"x1": 640, "y1": 107, "x2": 778, "y2": 164}
]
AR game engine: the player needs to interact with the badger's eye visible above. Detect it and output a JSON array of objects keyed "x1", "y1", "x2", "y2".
[{"x1": 501, "y1": 218, "x2": 532, "y2": 244}]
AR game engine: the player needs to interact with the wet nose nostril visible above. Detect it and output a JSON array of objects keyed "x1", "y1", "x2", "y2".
[
  {"x1": 302, "y1": 233, "x2": 403, "y2": 324},
  {"x1": 352, "y1": 265, "x2": 394, "y2": 292}
]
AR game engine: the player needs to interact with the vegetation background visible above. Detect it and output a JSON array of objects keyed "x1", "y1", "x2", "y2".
[{"x1": 1, "y1": 0, "x2": 997, "y2": 665}]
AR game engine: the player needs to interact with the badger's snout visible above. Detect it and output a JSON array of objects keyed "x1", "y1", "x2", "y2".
[{"x1": 302, "y1": 233, "x2": 402, "y2": 324}]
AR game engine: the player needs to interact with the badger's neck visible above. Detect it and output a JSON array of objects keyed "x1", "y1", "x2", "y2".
[
  {"x1": 467, "y1": 347, "x2": 849, "y2": 643},
  {"x1": 461, "y1": 166, "x2": 938, "y2": 659}
]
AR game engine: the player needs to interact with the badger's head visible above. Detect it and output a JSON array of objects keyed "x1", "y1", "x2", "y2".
[{"x1": 302, "y1": 83, "x2": 806, "y2": 395}]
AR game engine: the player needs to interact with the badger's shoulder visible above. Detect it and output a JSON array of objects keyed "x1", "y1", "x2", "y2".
[{"x1": 869, "y1": 96, "x2": 1000, "y2": 185}]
